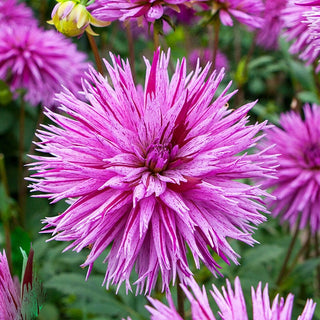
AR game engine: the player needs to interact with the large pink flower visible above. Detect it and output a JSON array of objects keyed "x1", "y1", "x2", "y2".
[
  {"x1": 259, "y1": 104, "x2": 320, "y2": 234},
  {"x1": 0, "y1": 25, "x2": 89, "y2": 107},
  {"x1": 89, "y1": 0, "x2": 186, "y2": 22},
  {"x1": 29, "y1": 49, "x2": 276, "y2": 294},
  {"x1": 0, "y1": 0, "x2": 37, "y2": 27},
  {"x1": 147, "y1": 277, "x2": 316, "y2": 319}
]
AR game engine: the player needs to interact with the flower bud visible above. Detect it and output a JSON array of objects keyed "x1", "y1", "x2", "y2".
[{"x1": 48, "y1": 0, "x2": 110, "y2": 37}]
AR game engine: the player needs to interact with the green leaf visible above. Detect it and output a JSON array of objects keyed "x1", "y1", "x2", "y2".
[{"x1": 0, "y1": 80, "x2": 12, "y2": 105}]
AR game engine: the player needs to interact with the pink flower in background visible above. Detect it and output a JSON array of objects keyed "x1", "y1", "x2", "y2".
[
  {"x1": 0, "y1": 25, "x2": 89, "y2": 107},
  {"x1": 0, "y1": 248, "x2": 43, "y2": 320},
  {"x1": 29, "y1": 49, "x2": 276, "y2": 294},
  {"x1": 0, "y1": 0, "x2": 37, "y2": 27},
  {"x1": 256, "y1": 0, "x2": 288, "y2": 50},
  {"x1": 147, "y1": 277, "x2": 316, "y2": 319},
  {"x1": 198, "y1": 0, "x2": 264, "y2": 29},
  {"x1": 89, "y1": 0, "x2": 186, "y2": 23},
  {"x1": 259, "y1": 105, "x2": 320, "y2": 234},
  {"x1": 282, "y1": 0, "x2": 320, "y2": 71},
  {"x1": 0, "y1": 251, "x2": 21, "y2": 320},
  {"x1": 189, "y1": 48, "x2": 228, "y2": 71}
]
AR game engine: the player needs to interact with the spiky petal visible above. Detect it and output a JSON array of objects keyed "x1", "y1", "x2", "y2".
[
  {"x1": 29, "y1": 49, "x2": 276, "y2": 294},
  {"x1": 0, "y1": 0, "x2": 37, "y2": 27},
  {"x1": 0, "y1": 24, "x2": 90, "y2": 107},
  {"x1": 259, "y1": 104, "x2": 320, "y2": 233},
  {"x1": 147, "y1": 277, "x2": 316, "y2": 319}
]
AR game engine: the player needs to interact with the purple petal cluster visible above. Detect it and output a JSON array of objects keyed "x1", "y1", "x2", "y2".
[
  {"x1": 198, "y1": 0, "x2": 264, "y2": 29},
  {"x1": 0, "y1": 251, "x2": 21, "y2": 320},
  {"x1": 29, "y1": 49, "x2": 276, "y2": 294},
  {"x1": 0, "y1": 0, "x2": 37, "y2": 27},
  {"x1": 256, "y1": 0, "x2": 288, "y2": 50},
  {"x1": 282, "y1": 0, "x2": 320, "y2": 71},
  {"x1": 89, "y1": 0, "x2": 186, "y2": 23},
  {"x1": 0, "y1": 25, "x2": 89, "y2": 107},
  {"x1": 147, "y1": 277, "x2": 316, "y2": 319},
  {"x1": 259, "y1": 104, "x2": 320, "y2": 234},
  {"x1": 189, "y1": 48, "x2": 229, "y2": 71}
]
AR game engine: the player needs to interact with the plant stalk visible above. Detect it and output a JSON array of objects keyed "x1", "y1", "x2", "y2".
[
  {"x1": 276, "y1": 222, "x2": 300, "y2": 287},
  {"x1": 87, "y1": 33, "x2": 104, "y2": 75}
]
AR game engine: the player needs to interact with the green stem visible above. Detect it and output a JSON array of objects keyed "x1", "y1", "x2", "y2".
[
  {"x1": 211, "y1": 17, "x2": 220, "y2": 71},
  {"x1": 177, "y1": 281, "x2": 185, "y2": 318},
  {"x1": 153, "y1": 25, "x2": 160, "y2": 50},
  {"x1": 18, "y1": 95, "x2": 26, "y2": 227},
  {"x1": 276, "y1": 222, "x2": 300, "y2": 287},
  {"x1": 87, "y1": 33, "x2": 104, "y2": 75},
  {"x1": 0, "y1": 154, "x2": 13, "y2": 273},
  {"x1": 126, "y1": 21, "x2": 136, "y2": 82},
  {"x1": 314, "y1": 232, "x2": 320, "y2": 297}
]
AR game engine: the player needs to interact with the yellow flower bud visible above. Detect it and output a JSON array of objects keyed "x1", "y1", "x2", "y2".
[{"x1": 48, "y1": 0, "x2": 110, "y2": 37}]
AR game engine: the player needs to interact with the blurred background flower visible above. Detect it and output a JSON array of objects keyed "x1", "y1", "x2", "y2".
[{"x1": 0, "y1": 24, "x2": 89, "y2": 107}]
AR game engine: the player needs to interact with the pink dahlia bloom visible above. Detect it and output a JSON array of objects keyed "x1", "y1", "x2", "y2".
[
  {"x1": 259, "y1": 104, "x2": 320, "y2": 234},
  {"x1": 0, "y1": 251, "x2": 21, "y2": 319},
  {"x1": 89, "y1": 0, "x2": 186, "y2": 22},
  {"x1": 189, "y1": 48, "x2": 229, "y2": 71},
  {"x1": 282, "y1": 0, "x2": 320, "y2": 71},
  {"x1": 0, "y1": 25, "x2": 89, "y2": 108},
  {"x1": 197, "y1": 0, "x2": 264, "y2": 29},
  {"x1": 0, "y1": 0, "x2": 37, "y2": 27},
  {"x1": 256, "y1": 0, "x2": 288, "y2": 50},
  {"x1": 147, "y1": 277, "x2": 316, "y2": 319},
  {"x1": 29, "y1": 49, "x2": 276, "y2": 294}
]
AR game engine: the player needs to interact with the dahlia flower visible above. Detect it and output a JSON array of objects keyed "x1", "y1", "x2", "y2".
[
  {"x1": 198, "y1": 0, "x2": 264, "y2": 29},
  {"x1": 282, "y1": 0, "x2": 320, "y2": 72},
  {"x1": 89, "y1": 0, "x2": 186, "y2": 23},
  {"x1": 259, "y1": 104, "x2": 320, "y2": 234},
  {"x1": 256, "y1": 0, "x2": 288, "y2": 50},
  {"x1": 0, "y1": 25, "x2": 89, "y2": 107},
  {"x1": 0, "y1": 251, "x2": 21, "y2": 319},
  {"x1": 147, "y1": 277, "x2": 316, "y2": 319},
  {"x1": 0, "y1": 0, "x2": 37, "y2": 27},
  {"x1": 189, "y1": 48, "x2": 228, "y2": 71},
  {"x1": 49, "y1": 0, "x2": 110, "y2": 37},
  {"x1": 29, "y1": 49, "x2": 276, "y2": 294},
  {"x1": 0, "y1": 248, "x2": 42, "y2": 320}
]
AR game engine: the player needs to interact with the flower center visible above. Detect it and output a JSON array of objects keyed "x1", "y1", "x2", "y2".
[
  {"x1": 145, "y1": 143, "x2": 170, "y2": 173},
  {"x1": 304, "y1": 143, "x2": 320, "y2": 169}
]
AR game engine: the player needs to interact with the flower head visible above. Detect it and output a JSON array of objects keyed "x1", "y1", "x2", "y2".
[
  {"x1": 147, "y1": 277, "x2": 316, "y2": 319},
  {"x1": 0, "y1": 248, "x2": 43, "y2": 320},
  {"x1": 282, "y1": 0, "x2": 320, "y2": 71},
  {"x1": 0, "y1": 251, "x2": 21, "y2": 319},
  {"x1": 89, "y1": 0, "x2": 185, "y2": 23},
  {"x1": 0, "y1": 0, "x2": 37, "y2": 27},
  {"x1": 0, "y1": 25, "x2": 89, "y2": 107},
  {"x1": 198, "y1": 0, "x2": 265, "y2": 29},
  {"x1": 259, "y1": 104, "x2": 320, "y2": 234},
  {"x1": 29, "y1": 49, "x2": 276, "y2": 294},
  {"x1": 256, "y1": 0, "x2": 288, "y2": 50},
  {"x1": 49, "y1": 0, "x2": 110, "y2": 37}
]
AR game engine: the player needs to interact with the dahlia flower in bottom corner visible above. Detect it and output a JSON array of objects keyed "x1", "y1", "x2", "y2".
[
  {"x1": 146, "y1": 277, "x2": 316, "y2": 320},
  {"x1": 29, "y1": 48, "x2": 276, "y2": 294}
]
